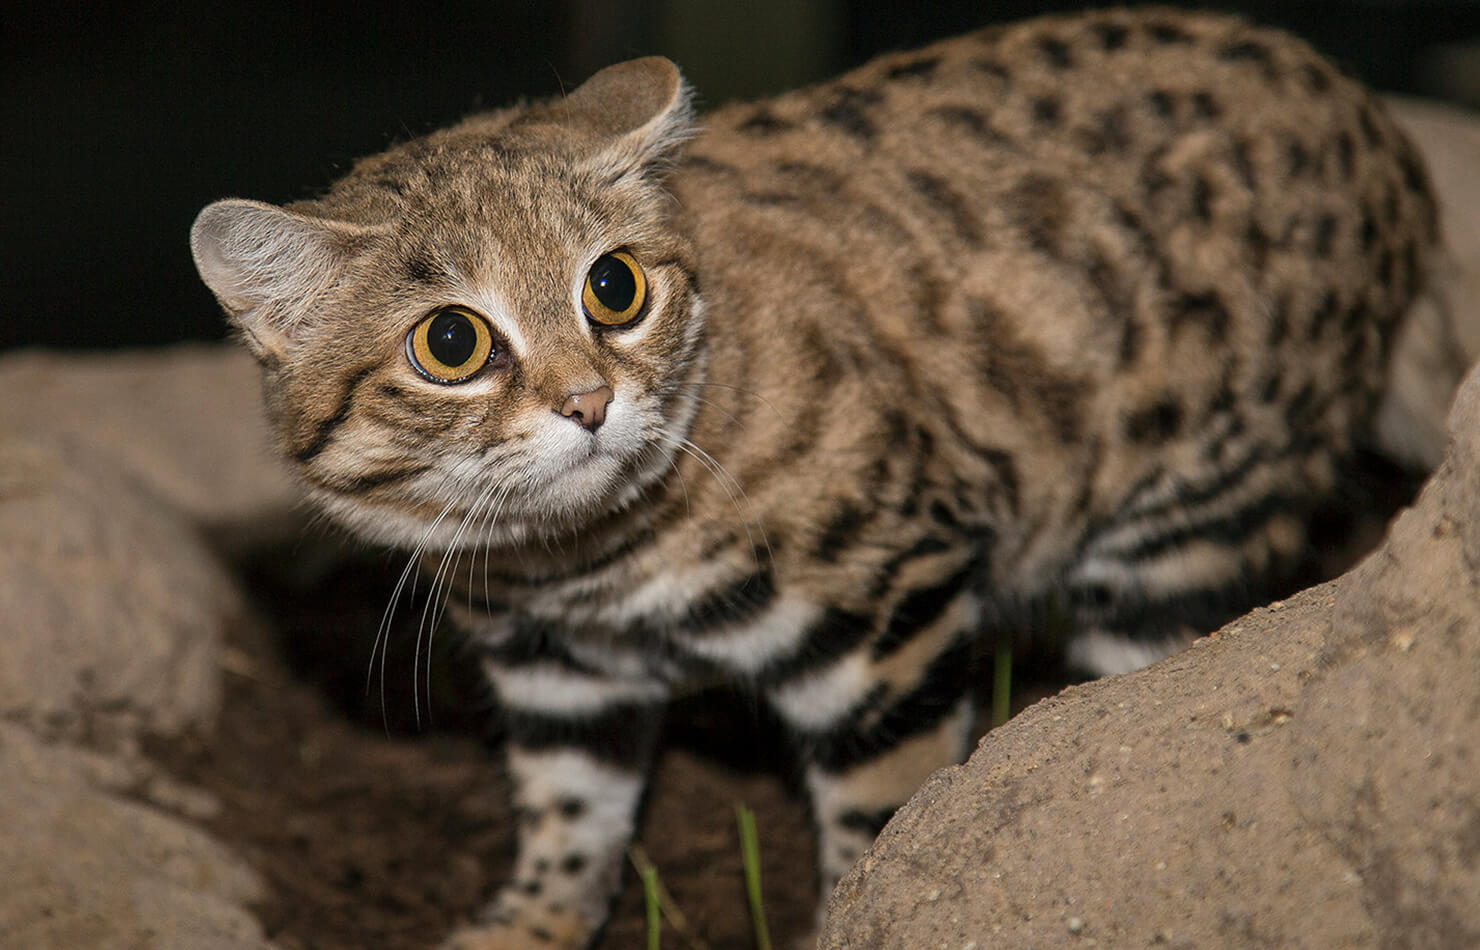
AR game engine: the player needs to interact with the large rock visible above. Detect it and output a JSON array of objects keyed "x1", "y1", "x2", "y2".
[
  {"x1": 817, "y1": 100, "x2": 1480, "y2": 948},
  {"x1": 0, "y1": 345, "x2": 287, "y2": 949}
]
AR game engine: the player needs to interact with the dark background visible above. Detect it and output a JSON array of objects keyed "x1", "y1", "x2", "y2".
[{"x1": 6, "y1": 1, "x2": 1478, "y2": 352}]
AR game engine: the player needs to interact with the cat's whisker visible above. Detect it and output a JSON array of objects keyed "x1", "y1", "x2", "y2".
[
  {"x1": 413, "y1": 477, "x2": 503, "y2": 727},
  {"x1": 666, "y1": 379, "x2": 785, "y2": 424},
  {"x1": 659, "y1": 428, "x2": 772, "y2": 568},
  {"x1": 370, "y1": 495, "x2": 462, "y2": 733}
]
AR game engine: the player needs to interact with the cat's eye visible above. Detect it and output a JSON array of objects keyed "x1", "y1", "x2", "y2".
[
  {"x1": 406, "y1": 306, "x2": 494, "y2": 383},
  {"x1": 582, "y1": 251, "x2": 647, "y2": 327}
]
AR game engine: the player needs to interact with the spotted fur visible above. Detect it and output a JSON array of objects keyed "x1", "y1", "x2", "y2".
[{"x1": 193, "y1": 10, "x2": 1445, "y2": 948}]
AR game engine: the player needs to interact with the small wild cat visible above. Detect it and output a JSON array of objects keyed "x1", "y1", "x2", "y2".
[{"x1": 193, "y1": 9, "x2": 1450, "y2": 949}]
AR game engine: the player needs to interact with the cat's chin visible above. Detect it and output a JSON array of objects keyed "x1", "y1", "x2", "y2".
[{"x1": 310, "y1": 440, "x2": 674, "y2": 554}]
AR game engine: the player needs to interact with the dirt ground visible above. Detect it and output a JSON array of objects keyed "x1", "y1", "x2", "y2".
[{"x1": 142, "y1": 451, "x2": 1414, "y2": 950}]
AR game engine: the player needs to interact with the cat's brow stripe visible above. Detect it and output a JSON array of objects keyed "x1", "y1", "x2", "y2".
[{"x1": 293, "y1": 365, "x2": 375, "y2": 463}]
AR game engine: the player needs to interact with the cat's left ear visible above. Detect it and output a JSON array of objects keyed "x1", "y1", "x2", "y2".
[{"x1": 562, "y1": 56, "x2": 695, "y2": 183}]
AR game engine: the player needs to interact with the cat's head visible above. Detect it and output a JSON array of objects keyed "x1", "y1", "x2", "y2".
[{"x1": 191, "y1": 58, "x2": 704, "y2": 551}]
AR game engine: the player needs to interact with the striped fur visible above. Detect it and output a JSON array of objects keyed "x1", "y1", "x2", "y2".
[{"x1": 193, "y1": 10, "x2": 1442, "y2": 948}]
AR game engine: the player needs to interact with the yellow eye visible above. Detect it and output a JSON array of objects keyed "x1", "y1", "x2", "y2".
[
  {"x1": 582, "y1": 251, "x2": 647, "y2": 327},
  {"x1": 406, "y1": 306, "x2": 494, "y2": 383}
]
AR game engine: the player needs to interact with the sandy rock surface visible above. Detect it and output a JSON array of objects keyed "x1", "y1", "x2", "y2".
[{"x1": 0, "y1": 345, "x2": 285, "y2": 949}]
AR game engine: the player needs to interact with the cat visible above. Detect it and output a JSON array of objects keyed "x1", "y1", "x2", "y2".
[{"x1": 192, "y1": 8, "x2": 1451, "y2": 949}]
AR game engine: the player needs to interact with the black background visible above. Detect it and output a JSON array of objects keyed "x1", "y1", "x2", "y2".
[{"x1": 6, "y1": 1, "x2": 1477, "y2": 352}]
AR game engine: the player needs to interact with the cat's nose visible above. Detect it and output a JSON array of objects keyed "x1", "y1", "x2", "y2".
[{"x1": 559, "y1": 385, "x2": 614, "y2": 432}]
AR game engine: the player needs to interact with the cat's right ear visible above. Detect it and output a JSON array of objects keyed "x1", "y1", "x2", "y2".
[{"x1": 191, "y1": 199, "x2": 372, "y2": 361}]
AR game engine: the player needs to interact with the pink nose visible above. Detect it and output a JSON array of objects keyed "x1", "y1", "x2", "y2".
[{"x1": 559, "y1": 385, "x2": 614, "y2": 432}]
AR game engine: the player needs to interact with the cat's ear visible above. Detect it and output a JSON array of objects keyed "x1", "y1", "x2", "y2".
[
  {"x1": 562, "y1": 56, "x2": 695, "y2": 183},
  {"x1": 191, "y1": 199, "x2": 374, "y2": 360}
]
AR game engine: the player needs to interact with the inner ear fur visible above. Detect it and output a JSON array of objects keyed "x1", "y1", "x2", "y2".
[{"x1": 190, "y1": 199, "x2": 375, "y2": 359}]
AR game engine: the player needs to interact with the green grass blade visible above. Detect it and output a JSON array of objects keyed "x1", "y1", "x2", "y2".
[
  {"x1": 735, "y1": 803, "x2": 773, "y2": 950},
  {"x1": 992, "y1": 635, "x2": 1013, "y2": 727},
  {"x1": 642, "y1": 860, "x2": 662, "y2": 950}
]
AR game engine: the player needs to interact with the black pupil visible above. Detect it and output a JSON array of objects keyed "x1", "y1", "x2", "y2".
[
  {"x1": 427, "y1": 311, "x2": 478, "y2": 368},
  {"x1": 590, "y1": 255, "x2": 636, "y2": 313}
]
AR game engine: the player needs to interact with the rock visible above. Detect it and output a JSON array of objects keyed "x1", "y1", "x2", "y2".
[
  {"x1": 0, "y1": 344, "x2": 287, "y2": 949},
  {"x1": 817, "y1": 227, "x2": 1480, "y2": 950}
]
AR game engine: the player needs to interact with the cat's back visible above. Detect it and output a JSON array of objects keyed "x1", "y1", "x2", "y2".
[{"x1": 668, "y1": 7, "x2": 1437, "y2": 592}]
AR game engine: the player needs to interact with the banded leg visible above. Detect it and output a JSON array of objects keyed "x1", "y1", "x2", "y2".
[
  {"x1": 766, "y1": 603, "x2": 977, "y2": 919},
  {"x1": 442, "y1": 651, "x2": 667, "y2": 950}
]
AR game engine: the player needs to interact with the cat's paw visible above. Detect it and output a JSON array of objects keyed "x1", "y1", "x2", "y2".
[{"x1": 438, "y1": 897, "x2": 594, "y2": 950}]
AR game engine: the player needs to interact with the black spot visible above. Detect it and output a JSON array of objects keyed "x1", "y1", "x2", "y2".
[
  {"x1": 972, "y1": 57, "x2": 1011, "y2": 82},
  {"x1": 1236, "y1": 731, "x2": 1252, "y2": 744},
  {"x1": 1147, "y1": 89, "x2": 1175, "y2": 120},
  {"x1": 1219, "y1": 39, "x2": 1274, "y2": 68},
  {"x1": 1267, "y1": 295, "x2": 1291, "y2": 345},
  {"x1": 1313, "y1": 213, "x2": 1338, "y2": 257},
  {"x1": 1191, "y1": 91, "x2": 1221, "y2": 119},
  {"x1": 1146, "y1": 21, "x2": 1193, "y2": 44},
  {"x1": 560, "y1": 853, "x2": 588, "y2": 875},
  {"x1": 739, "y1": 109, "x2": 791, "y2": 135},
  {"x1": 1170, "y1": 291, "x2": 1230, "y2": 342},
  {"x1": 1246, "y1": 221, "x2": 1270, "y2": 272},
  {"x1": 929, "y1": 105, "x2": 1010, "y2": 146},
  {"x1": 1231, "y1": 139, "x2": 1257, "y2": 189},
  {"x1": 1076, "y1": 106, "x2": 1132, "y2": 155},
  {"x1": 1093, "y1": 21, "x2": 1129, "y2": 51},
  {"x1": 1124, "y1": 396, "x2": 1184, "y2": 445},
  {"x1": 1302, "y1": 62, "x2": 1332, "y2": 92},
  {"x1": 1360, "y1": 205, "x2": 1378, "y2": 251},
  {"x1": 1286, "y1": 140, "x2": 1310, "y2": 178},
  {"x1": 1008, "y1": 173, "x2": 1068, "y2": 254},
  {"x1": 1378, "y1": 249, "x2": 1397, "y2": 290},
  {"x1": 1192, "y1": 175, "x2": 1214, "y2": 221},
  {"x1": 520, "y1": 879, "x2": 543, "y2": 895},
  {"x1": 908, "y1": 170, "x2": 982, "y2": 246},
  {"x1": 1031, "y1": 95, "x2": 1062, "y2": 125},
  {"x1": 819, "y1": 87, "x2": 882, "y2": 142},
  {"x1": 838, "y1": 806, "x2": 898, "y2": 838},
  {"x1": 1037, "y1": 36, "x2": 1073, "y2": 69},
  {"x1": 529, "y1": 926, "x2": 554, "y2": 943},
  {"x1": 681, "y1": 154, "x2": 738, "y2": 175},
  {"x1": 1260, "y1": 371, "x2": 1283, "y2": 403},
  {"x1": 1307, "y1": 290, "x2": 1341, "y2": 340},
  {"x1": 814, "y1": 502, "x2": 872, "y2": 562},
  {"x1": 1358, "y1": 104, "x2": 1385, "y2": 147},
  {"x1": 887, "y1": 57, "x2": 939, "y2": 80},
  {"x1": 1334, "y1": 130, "x2": 1356, "y2": 180},
  {"x1": 557, "y1": 797, "x2": 587, "y2": 819},
  {"x1": 1397, "y1": 146, "x2": 1428, "y2": 195}
]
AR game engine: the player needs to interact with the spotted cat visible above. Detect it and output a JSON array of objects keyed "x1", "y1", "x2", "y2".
[{"x1": 192, "y1": 8, "x2": 1450, "y2": 948}]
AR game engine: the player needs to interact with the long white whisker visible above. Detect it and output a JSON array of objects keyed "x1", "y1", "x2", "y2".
[{"x1": 369, "y1": 496, "x2": 461, "y2": 733}]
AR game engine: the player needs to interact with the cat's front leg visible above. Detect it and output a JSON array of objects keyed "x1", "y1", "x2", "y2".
[
  {"x1": 765, "y1": 607, "x2": 978, "y2": 932},
  {"x1": 442, "y1": 640, "x2": 667, "y2": 950}
]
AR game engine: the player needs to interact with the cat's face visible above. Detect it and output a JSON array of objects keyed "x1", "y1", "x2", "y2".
[{"x1": 192, "y1": 58, "x2": 703, "y2": 550}]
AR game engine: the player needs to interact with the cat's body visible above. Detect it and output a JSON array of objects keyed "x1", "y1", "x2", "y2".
[{"x1": 194, "y1": 9, "x2": 1447, "y2": 949}]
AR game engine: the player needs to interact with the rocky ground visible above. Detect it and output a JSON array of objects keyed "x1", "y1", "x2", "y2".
[{"x1": 1, "y1": 98, "x2": 1476, "y2": 950}]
